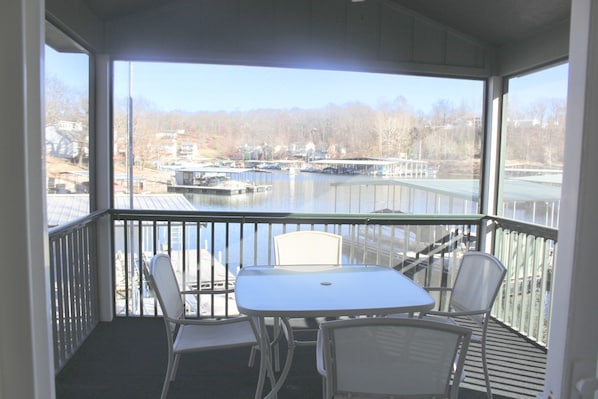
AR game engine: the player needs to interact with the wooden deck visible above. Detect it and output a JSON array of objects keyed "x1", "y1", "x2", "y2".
[
  {"x1": 55, "y1": 317, "x2": 546, "y2": 399},
  {"x1": 458, "y1": 317, "x2": 547, "y2": 398}
]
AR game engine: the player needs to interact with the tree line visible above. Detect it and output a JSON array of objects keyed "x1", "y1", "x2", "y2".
[{"x1": 46, "y1": 73, "x2": 567, "y2": 173}]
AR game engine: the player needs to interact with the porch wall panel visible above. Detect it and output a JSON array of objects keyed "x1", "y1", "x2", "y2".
[
  {"x1": 46, "y1": 0, "x2": 105, "y2": 52},
  {"x1": 103, "y1": 0, "x2": 493, "y2": 77},
  {"x1": 497, "y1": 18, "x2": 570, "y2": 77}
]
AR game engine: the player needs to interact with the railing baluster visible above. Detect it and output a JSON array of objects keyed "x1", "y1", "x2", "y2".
[
  {"x1": 137, "y1": 220, "x2": 144, "y2": 316},
  {"x1": 48, "y1": 210, "x2": 105, "y2": 372},
  {"x1": 489, "y1": 216, "x2": 557, "y2": 346},
  {"x1": 48, "y1": 210, "x2": 556, "y2": 365},
  {"x1": 62, "y1": 234, "x2": 73, "y2": 357}
]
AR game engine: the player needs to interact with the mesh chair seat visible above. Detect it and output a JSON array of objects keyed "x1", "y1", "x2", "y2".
[
  {"x1": 145, "y1": 253, "x2": 258, "y2": 399},
  {"x1": 316, "y1": 317, "x2": 472, "y2": 399},
  {"x1": 390, "y1": 251, "x2": 506, "y2": 399}
]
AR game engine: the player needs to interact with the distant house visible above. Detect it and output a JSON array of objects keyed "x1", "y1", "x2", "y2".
[
  {"x1": 46, "y1": 122, "x2": 87, "y2": 161},
  {"x1": 178, "y1": 142, "x2": 197, "y2": 158}
]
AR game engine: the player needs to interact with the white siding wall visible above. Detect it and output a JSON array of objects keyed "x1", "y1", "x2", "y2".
[
  {"x1": 541, "y1": 0, "x2": 598, "y2": 398},
  {"x1": 0, "y1": 0, "x2": 55, "y2": 398}
]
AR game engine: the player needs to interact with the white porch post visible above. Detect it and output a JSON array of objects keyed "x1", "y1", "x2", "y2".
[
  {"x1": 480, "y1": 76, "x2": 503, "y2": 252},
  {"x1": 541, "y1": 0, "x2": 598, "y2": 397},
  {"x1": 0, "y1": 0, "x2": 56, "y2": 398},
  {"x1": 95, "y1": 54, "x2": 115, "y2": 321}
]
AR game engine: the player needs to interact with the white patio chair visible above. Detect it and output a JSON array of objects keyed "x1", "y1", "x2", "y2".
[
  {"x1": 316, "y1": 317, "x2": 471, "y2": 399},
  {"x1": 393, "y1": 251, "x2": 506, "y2": 399},
  {"x1": 144, "y1": 253, "x2": 259, "y2": 399},
  {"x1": 274, "y1": 230, "x2": 343, "y2": 266},
  {"x1": 268, "y1": 230, "x2": 343, "y2": 369}
]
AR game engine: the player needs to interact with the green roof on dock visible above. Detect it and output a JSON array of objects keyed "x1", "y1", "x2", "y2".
[{"x1": 331, "y1": 178, "x2": 561, "y2": 202}]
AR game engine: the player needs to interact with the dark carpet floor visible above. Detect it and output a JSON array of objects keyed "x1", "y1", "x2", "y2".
[{"x1": 55, "y1": 317, "x2": 511, "y2": 399}]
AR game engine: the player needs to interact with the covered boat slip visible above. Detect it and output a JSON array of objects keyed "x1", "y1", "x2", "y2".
[
  {"x1": 331, "y1": 178, "x2": 561, "y2": 226},
  {"x1": 310, "y1": 158, "x2": 433, "y2": 177},
  {"x1": 46, "y1": 193, "x2": 197, "y2": 227},
  {"x1": 168, "y1": 166, "x2": 273, "y2": 195}
]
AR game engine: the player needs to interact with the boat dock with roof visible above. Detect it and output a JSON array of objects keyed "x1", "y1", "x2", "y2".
[{"x1": 167, "y1": 166, "x2": 272, "y2": 195}]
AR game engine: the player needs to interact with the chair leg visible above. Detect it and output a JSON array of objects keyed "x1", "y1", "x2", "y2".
[
  {"x1": 248, "y1": 345, "x2": 257, "y2": 367},
  {"x1": 251, "y1": 317, "x2": 282, "y2": 371},
  {"x1": 272, "y1": 316, "x2": 281, "y2": 371},
  {"x1": 171, "y1": 354, "x2": 180, "y2": 382},
  {"x1": 161, "y1": 352, "x2": 175, "y2": 399},
  {"x1": 160, "y1": 376, "x2": 171, "y2": 399},
  {"x1": 480, "y1": 335, "x2": 493, "y2": 399}
]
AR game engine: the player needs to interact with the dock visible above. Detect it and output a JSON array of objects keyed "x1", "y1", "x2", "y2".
[
  {"x1": 168, "y1": 166, "x2": 272, "y2": 195},
  {"x1": 167, "y1": 182, "x2": 271, "y2": 195}
]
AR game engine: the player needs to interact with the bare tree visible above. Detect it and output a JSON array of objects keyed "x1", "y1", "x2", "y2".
[
  {"x1": 45, "y1": 75, "x2": 89, "y2": 166},
  {"x1": 372, "y1": 98, "x2": 415, "y2": 157}
]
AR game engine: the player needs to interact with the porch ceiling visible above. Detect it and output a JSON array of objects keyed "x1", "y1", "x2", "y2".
[
  {"x1": 81, "y1": 0, "x2": 570, "y2": 47},
  {"x1": 390, "y1": 0, "x2": 571, "y2": 46}
]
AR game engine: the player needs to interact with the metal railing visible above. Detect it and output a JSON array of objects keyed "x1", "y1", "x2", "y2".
[
  {"x1": 488, "y1": 216, "x2": 557, "y2": 347},
  {"x1": 111, "y1": 210, "x2": 481, "y2": 318},
  {"x1": 48, "y1": 210, "x2": 107, "y2": 372},
  {"x1": 48, "y1": 210, "x2": 556, "y2": 372}
]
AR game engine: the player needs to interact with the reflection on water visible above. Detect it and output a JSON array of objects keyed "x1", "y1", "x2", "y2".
[
  {"x1": 185, "y1": 171, "x2": 443, "y2": 214},
  {"x1": 172, "y1": 171, "x2": 555, "y2": 268},
  {"x1": 179, "y1": 172, "x2": 465, "y2": 267},
  {"x1": 185, "y1": 172, "x2": 337, "y2": 213},
  {"x1": 183, "y1": 170, "x2": 557, "y2": 228}
]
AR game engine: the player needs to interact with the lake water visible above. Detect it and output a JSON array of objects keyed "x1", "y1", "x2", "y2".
[
  {"x1": 183, "y1": 171, "x2": 456, "y2": 214},
  {"x1": 152, "y1": 170, "x2": 555, "y2": 269},
  {"x1": 115, "y1": 168, "x2": 559, "y2": 295},
  {"x1": 168, "y1": 172, "x2": 468, "y2": 267},
  {"x1": 181, "y1": 169, "x2": 558, "y2": 224},
  {"x1": 185, "y1": 171, "x2": 344, "y2": 213}
]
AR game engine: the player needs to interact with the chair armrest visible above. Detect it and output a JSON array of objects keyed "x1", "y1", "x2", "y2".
[
  {"x1": 165, "y1": 314, "x2": 253, "y2": 327},
  {"x1": 424, "y1": 287, "x2": 453, "y2": 293},
  {"x1": 315, "y1": 329, "x2": 326, "y2": 377},
  {"x1": 426, "y1": 309, "x2": 488, "y2": 318},
  {"x1": 421, "y1": 287, "x2": 453, "y2": 312}
]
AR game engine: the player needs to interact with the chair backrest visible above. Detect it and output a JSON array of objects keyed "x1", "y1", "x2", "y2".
[
  {"x1": 274, "y1": 231, "x2": 342, "y2": 266},
  {"x1": 320, "y1": 317, "x2": 471, "y2": 399},
  {"x1": 450, "y1": 252, "x2": 507, "y2": 323},
  {"x1": 146, "y1": 253, "x2": 185, "y2": 322}
]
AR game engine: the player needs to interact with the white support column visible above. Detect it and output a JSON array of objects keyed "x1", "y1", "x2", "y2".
[
  {"x1": 95, "y1": 54, "x2": 115, "y2": 321},
  {"x1": 541, "y1": 0, "x2": 598, "y2": 398},
  {"x1": 483, "y1": 76, "x2": 503, "y2": 217},
  {"x1": 0, "y1": 0, "x2": 56, "y2": 398},
  {"x1": 480, "y1": 76, "x2": 503, "y2": 252}
]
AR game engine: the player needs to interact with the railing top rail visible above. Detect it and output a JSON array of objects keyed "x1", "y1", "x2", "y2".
[
  {"x1": 486, "y1": 215, "x2": 558, "y2": 241},
  {"x1": 48, "y1": 209, "x2": 109, "y2": 237},
  {"x1": 110, "y1": 209, "x2": 484, "y2": 225}
]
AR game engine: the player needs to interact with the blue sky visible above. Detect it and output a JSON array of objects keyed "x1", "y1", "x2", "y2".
[
  {"x1": 112, "y1": 61, "x2": 485, "y2": 114},
  {"x1": 46, "y1": 46, "x2": 568, "y2": 114},
  {"x1": 508, "y1": 64, "x2": 569, "y2": 106}
]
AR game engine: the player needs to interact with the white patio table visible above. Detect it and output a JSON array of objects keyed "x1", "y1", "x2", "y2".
[{"x1": 235, "y1": 264, "x2": 435, "y2": 399}]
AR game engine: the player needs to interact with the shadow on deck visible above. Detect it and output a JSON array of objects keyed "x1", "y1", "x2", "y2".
[{"x1": 55, "y1": 317, "x2": 546, "y2": 399}]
